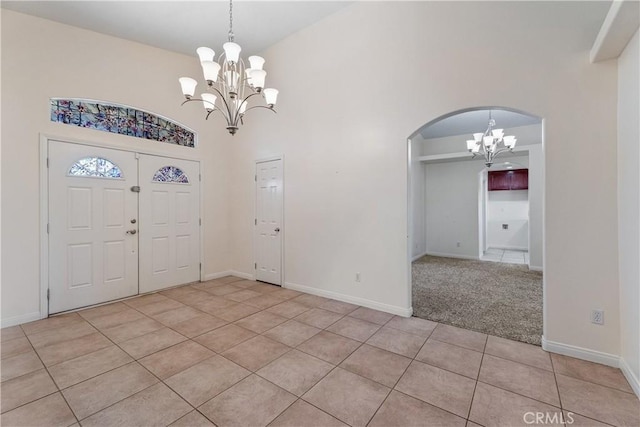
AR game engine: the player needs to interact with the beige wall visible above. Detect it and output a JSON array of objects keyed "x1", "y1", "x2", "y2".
[
  {"x1": 0, "y1": 2, "x2": 627, "y2": 362},
  {"x1": 1, "y1": 10, "x2": 230, "y2": 325},
  {"x1": 229, "y1": 2, "x2": 620, "y2": 355},
  {"x1": 617, "y1": 28, "x2": 640, "y2": 394}
]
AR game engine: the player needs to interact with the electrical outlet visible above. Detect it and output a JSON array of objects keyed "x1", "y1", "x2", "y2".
[
  {"x1": 355, "y1": 272, "x2": 361, "y2": 283},
  {"x1": 591, "y1": 309, "x2": 604, "y2": 325}
]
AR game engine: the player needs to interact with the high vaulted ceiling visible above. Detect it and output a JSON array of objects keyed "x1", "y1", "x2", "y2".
[
  {"x1": 1, "y1": 1, "x2": 352, "y2": 57},
  {"x1": 3, "y1": 1, "x2": 611, "y2": 140}
]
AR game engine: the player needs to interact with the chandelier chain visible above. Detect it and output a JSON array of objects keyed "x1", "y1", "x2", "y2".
[
  {"x1": 228, "y1": 0, "x2": 234, "y2": 42},
  {"x1": 178, "y1": 0, "x2": 278, "y2": 135}
]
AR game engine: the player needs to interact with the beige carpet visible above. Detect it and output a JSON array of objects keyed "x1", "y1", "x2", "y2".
[{"x1": 412, "y1": 255, "x2": 543, "y2": 345}]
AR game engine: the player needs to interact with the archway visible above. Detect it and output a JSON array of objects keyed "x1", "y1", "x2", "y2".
[{"x1": 407, "y1": 106, "x2": 545, "y2": 345}]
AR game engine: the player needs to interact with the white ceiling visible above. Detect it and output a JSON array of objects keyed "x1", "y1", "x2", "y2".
[
  {"x1": 1, "y1": 1, "x2": 352, "y2": 57},
  {"x1": 419, "y1": 109, "x2": 542, "y2": 140}
]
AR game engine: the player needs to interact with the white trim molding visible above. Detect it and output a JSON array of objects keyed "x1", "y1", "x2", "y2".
[
  {"x1": 412, "y1": 251, "x2": 429, "y2": 262},
  {"x1": 285, "y1": 281, "x2": 413, "y2": 317},
  {"x1": 426, "y1": 252, "x2": 479, "y2": 261},
  {"x1": 590, "y1": 0, "x2": 640, "y2": 63},
  {"x1": 545, "y1": 337, "x2": 639, "y2": 398},
  {"x1": 542, "y1": 336, "x2": 620, "y2": 368},
  {"x1": 1, "y1": 312, "x2": 42, "y2": 328},
  {"x1": 204, "y1": 270, "x2": 254, "y2": 281},
  {"x1": 619, "y1": 357, "x2": 640, "y2": 398}
]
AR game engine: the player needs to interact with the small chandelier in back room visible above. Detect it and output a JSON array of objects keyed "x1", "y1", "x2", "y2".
[
  {"x1": 178, "y1": 0, "x2": 278, "y2": 135},
  {"x1": 465, "y1": 110, "x2": 517, "y2": 167}
]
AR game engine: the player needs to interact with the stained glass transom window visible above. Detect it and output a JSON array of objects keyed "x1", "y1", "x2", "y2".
[
  {"x1": 152, "y1": 166, "x2": 189, "y2": 184},
  {"x1": 50, "y1": 99, "x2": 195, "y2": 148},
  {"x1": 68, "y1": 157, "x2": 123, "y2": 179}
]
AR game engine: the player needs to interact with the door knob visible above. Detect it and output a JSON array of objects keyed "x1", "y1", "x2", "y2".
[
  {"x1": 126, "y1": 230, "x2": 137, "y2": 235},
  {"x1": 274, "y1": 228, "x2": 280, "y2": 232}
]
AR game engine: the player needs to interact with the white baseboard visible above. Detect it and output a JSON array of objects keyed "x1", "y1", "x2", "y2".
[
  {"x1": 204, "y1": 271, "x2": 233, "y2": 281},
  {"x1": 412, "y1": 251, "x2": 428, "y2": 262},
  {"x1": 1, "y1": 311, "x2": 43, "y2": 328},
  {"x1": 619, "y1": 357, "x2": 640, "y2": 398},
  {"x1": 541, "y1": 336, "x2": 620, "y2": 368},
  {"x1": 284, "y1": 281, "x2": 412, "y2": 317},
  {"x1": 425, "y1": 252, "x2": 479, "y2": 261},
  {"x1": 204, "y1": 270, "x2": 254, "y2": 281},
  {"x1": 230, "y1": 270, "x2": 254, "y2": 280},
  {"x1": 529, "y1": 265, "x2": 543, "y2": 272},
  {"x1": 490, "y1": 245, "x2": 528, "y2": 251}
]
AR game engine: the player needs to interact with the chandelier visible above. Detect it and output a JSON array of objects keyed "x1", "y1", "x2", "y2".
[
  {"x1": 178, "y1": 0, "x2": 278, "y2": 135},
  {"x1": 466, "y1": 111, "x2": 517, "y2": 167}
]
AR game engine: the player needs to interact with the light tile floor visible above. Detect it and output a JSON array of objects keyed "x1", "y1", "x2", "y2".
[
  {"x1": 1, "y1": 276, "x2": 638, "y2": 427},
  {"x1": 482, "y1": 248, "x2": 529, "y2": 265}
]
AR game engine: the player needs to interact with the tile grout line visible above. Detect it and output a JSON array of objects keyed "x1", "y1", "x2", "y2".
[
  {"x1": 57, "y1": 315, "x2": 196, "y2": 424},
  {"x1": 9, "y1": 284, "x2": 337, "y2": 424},
  {"x1": 465, "y1": 335, "x2": 488, "y2": 422},
  {"x1": 54, "y1": 300, "x2": 210, "y2": 423},
  {"x1": 277, "y1": 306, "x2": 393, "y2": 426},
  {"x1": 364, "y1": 324, "x2": 440, "y2": 426},
  {"x1": 5, "y1": 279, "x2": 634, "y2": 427},
  {"x1": 64, "y1": 299, "x2": 230, "y2": 424},
  {"x1": 11, "y1": 328, "x2": 80, "y2": 426},
  {"x1": 549, "y1": 355, "x2": 568, "y2": 426},
  {"x1": 228, "y1": 314, "x2": 352, "y2": 425}
]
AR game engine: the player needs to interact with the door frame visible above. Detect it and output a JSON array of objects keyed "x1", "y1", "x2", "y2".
[
  {"x1": 478, "y1": 169, "x2": 488, "y2": 259},
  {"x1": 406, "y1": 109, "x2": 546, "y2": 342},
  {"x1": 39, "y1": 133, "x2": 204, "y2": 318},
  {"x1": 253, "y1": 155, "x2": 285, "y2": 286}
]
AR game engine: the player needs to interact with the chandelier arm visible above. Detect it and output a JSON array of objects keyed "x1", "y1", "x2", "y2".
[
  {"x1": 180, "y1": 98, "x2": 200, "y2": 107},
  {"x1": 492, "y1": 147, "x2": 513, "y2": 157},
  {"x1": 208, "y1": 87, "x2": 235, "y2": 123},
  {"x1": 238, "y1": 92, "x2": 261, "y2": 109},
  {"x1": 208, "y1": 106, "x2": 236, "y2": 122},
  {"x1": 179, "y1": 97, "x2": 229, "y2": 122},
  {"x1": 226, "y1": 92, "x2": 261, "y2": 125},
  {"x1": 244, "y1": 105, "x2": 277, "y2": 114}
]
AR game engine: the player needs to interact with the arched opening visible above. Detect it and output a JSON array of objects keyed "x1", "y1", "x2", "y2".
[{"x1": 407, "y1": 106, "x2": 544, "y2": 345}]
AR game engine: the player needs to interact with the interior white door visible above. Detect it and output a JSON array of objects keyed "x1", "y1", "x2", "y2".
[
  {"x1": 139, "y1": 155, "x2": 200, "y2": 293},
  {"x1": 255, "y1": 159, "x2": 283, "y2": 285},
  {"x1": 49, "y1": 141, "x2": 139, "y2": 313}
]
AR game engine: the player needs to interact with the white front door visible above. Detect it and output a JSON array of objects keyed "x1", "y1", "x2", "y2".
[
  {"x1": 49, "y1": 141, "x2": 139, "y2": 313},
  {"x1": 138, "y1": 155, "x2": 201, "y2": 293},
  {"x1": 255, "y1": 159, "x2": 283, "y2": 285}
]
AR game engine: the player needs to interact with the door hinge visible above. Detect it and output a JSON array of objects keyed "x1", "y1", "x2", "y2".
[
  {"x1": 254, "y1": 175, "x2": 257, "y2": 182},
  {"x1": 47, "y1": 289, "x2": 50, "y2": 300},
  {"x1": 46, "y1": 158, "x2": 49, "y2": 168},
  {"x1": 199, "y1": 263, "x2": 202, "y2": 271},
  {"x1": 254, "y1": 219, "x2": 257, "y2": 226},
  {"x1": 199, "y1": 218, "x2": 202, "y2": 226},
  {"x1": 46, "y1": 223, "x2": 49, "y2": 234},
  {"x1": 199, "y1": 174, "x2": 202, "y2": 182},
  {"x1": 254, "y1": 263, "x2": 257, "y2": 269}
]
